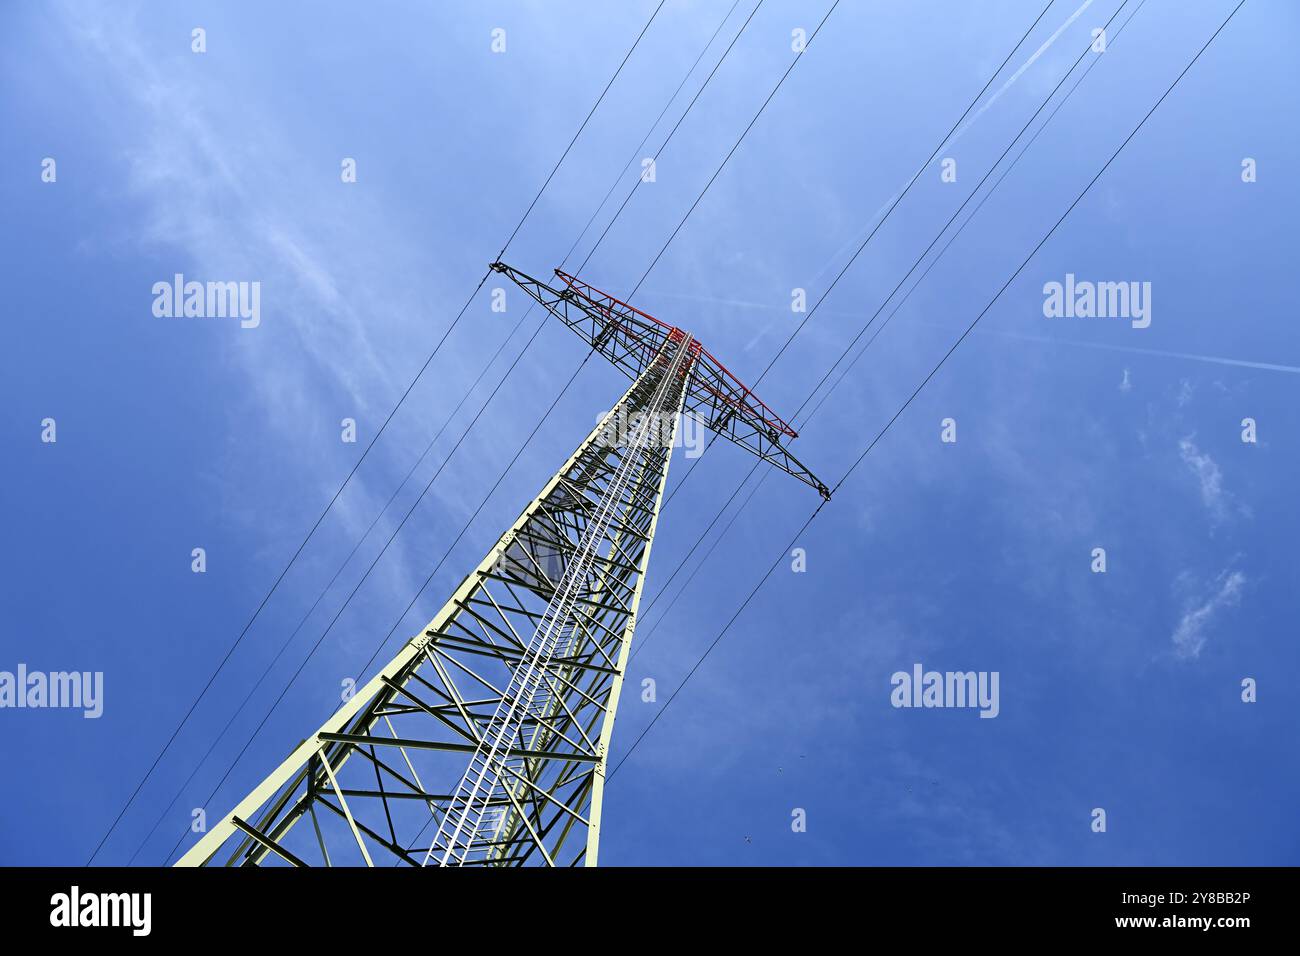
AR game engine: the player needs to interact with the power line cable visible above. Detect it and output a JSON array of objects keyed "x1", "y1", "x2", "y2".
[
  {"x1": 634, "y1": 0, "x2": 1068, "y2": 638},
  {"x1": 162, "y1": 336, "x2": 591, "y2": 865},
  {"x1": 575, "y1": 0, "x2": 768, "y2": 276},
  {"x1": 560, "y1": 0, "x2": 745, "y2": 270},
  {"x1": 631, "y1": 0, "x2": 1136, "y2": 660},
  {"x1": 86, "y1": 271, "x2": 487, "y2": 865},
  {"x1": 625, "y1": 0, "x2": 843, "y2": 298},
  {"x1": 658, "y1": 0, "x2": 1056, "y2": 509},
  {"x1": 496, "y1": 1, "x2": 668, "y2": 262},
  {"x1": 609, "y1": 0, "x2": 1246, "y2": 781},
  {"x1": 124, "y1": 306, "x2": 536, "y2": 864},
  {"x1": 799, "y1": 0, "x2": 1151, "y2": 431}
]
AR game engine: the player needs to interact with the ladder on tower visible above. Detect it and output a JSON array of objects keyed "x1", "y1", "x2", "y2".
[{"x1": 427, "y1": 331, "x2": 695, "y2": 865}]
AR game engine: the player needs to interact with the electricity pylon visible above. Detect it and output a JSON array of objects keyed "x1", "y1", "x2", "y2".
[{"x1": 176, "y1": 263, "x2": 829, "y2": 867}]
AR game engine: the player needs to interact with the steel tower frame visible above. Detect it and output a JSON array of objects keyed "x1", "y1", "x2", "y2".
[{"x1": 176, "y1": 264, "x2": 827, "y2": 867}]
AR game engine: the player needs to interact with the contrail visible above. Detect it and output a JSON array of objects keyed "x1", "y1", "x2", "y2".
[
  {"x1": 637, "y1": 289, "x2": 1300, "y2": 376},
  {"x1": 810, "y1": 0, "x2": 1096, "y2": 289},
  {"x1": 949, "y1": 0, "x2": 1096, "y2": 144},
  {"x1": 926, "y1": 322, "x2": 1300, "y2": 375}
]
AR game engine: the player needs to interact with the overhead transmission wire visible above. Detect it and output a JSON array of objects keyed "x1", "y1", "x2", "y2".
[
  {"x1": 126, "y1": 309, "x2": 535, "y2": 865},
  {"x1": 495, "y1": 0, "x2": 668, "y2": 260},
  {"x1": 629, "y1": 0, "x2": 1138, "y2": 659},
  {"x1": 574, "y1": 0, "x2": 769, "y2": 277},
  {"x1": 561, "y1": 0, "x2": 745, "y2": 269},
  {"x1": 89, "y1": 0, "x2": 667, "y2": 867},
  {"x1": 797, "y1": 0, "x2": 1151, "y2": 428},
  {"x1": 623, "y1": 0, "x2": 844, "y2": 298},
  {"x1": 87, "y1": 277, "x2": 489, "y2": 866},
  {"x1": 159, "y1": 310, "x2": 566, "y2": 865},
  {"x1": 126, "y1": 0, "x2": 746, "y2": 869},
  {"x1": 154, "y1": 0, "x2": 769, "y2": 866},
  {"x1": 610, "y1": 0, "x2": 1247, "y2": 782},
  {"x1": 627, "y1": 0, "x2": 1067, "y2": 652},
  {"x1": 656, "y1": 0, "x2": 1063, "y2": 512}
]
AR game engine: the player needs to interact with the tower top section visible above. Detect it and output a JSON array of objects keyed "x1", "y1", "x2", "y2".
[{"x1": 490, "y1": 261, "x2": 830, "y2": 500}]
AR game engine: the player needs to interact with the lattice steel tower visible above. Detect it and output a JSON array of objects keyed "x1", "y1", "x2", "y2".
[{"x1": 177, "y1": 263, "x2": 829, "y2": 867}]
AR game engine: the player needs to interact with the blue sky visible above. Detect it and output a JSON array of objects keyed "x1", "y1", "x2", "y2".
[{"x1": 2, "y1": 0, "x2": 1297, "y2": 866}]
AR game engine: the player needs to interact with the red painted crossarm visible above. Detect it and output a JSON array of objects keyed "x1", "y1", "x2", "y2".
[{"x1": 553, "y1": 270, "x2": 799, "y2": 440}]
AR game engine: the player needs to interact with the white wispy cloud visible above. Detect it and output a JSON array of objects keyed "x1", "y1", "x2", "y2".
[
  {"x1": 69, "y1": 20, "x2": 391, "y2": 418},
  {"x1": 1171, "y1": 570, "x2": 1245, "y2": 659},
  {"x1": 1177, "y1": 436, "x2": 1228, "y2": 523}
]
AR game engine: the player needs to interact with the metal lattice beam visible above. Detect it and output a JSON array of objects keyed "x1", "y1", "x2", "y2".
[
  {"x1": 490, "y1": 262, "x2": 831, "y2": 500},
  {"x1": 178, "y1": 336, "x2": 693, "y2": 867},
  {"x1": 176, "y1": 265, "x2": 828, "y2": 867}
]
